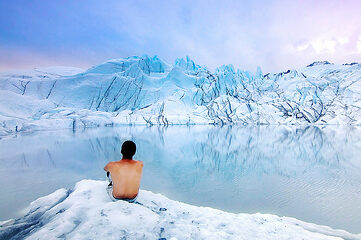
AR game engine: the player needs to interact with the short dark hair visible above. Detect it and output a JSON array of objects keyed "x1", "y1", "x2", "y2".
[{"x1": 121, "y1": 140, "x2": 136, "y2": 159}]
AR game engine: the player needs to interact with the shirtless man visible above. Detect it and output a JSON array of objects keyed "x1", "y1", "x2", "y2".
[{"x1": 104, "y1": 140, "x2": 143, "y2": 202}]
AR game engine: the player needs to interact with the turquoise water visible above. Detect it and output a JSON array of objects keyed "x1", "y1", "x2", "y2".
[{"x1": 0, "y1": 125, "x2": 360, "y2": 233}]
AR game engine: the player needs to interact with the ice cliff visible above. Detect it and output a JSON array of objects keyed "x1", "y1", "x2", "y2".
[
  {"x1": 1, "y1": 56, "x2": 361, "y2": 135},
  {"x1": 1, "y1": 180, "x2": 360, "y2": 240}
]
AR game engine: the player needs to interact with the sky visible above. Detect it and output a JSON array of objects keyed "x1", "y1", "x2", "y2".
[{"x1": 0, "y1": 0, "x2": 361, "y2": 73}]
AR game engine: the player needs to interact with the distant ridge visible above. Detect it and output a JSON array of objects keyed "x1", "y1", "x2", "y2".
[{"x1": 1, "y1": 55, "x2": 361, "y2": 135}]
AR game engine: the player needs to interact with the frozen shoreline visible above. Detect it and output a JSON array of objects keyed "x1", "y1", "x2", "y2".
[{"x1": 1, "y1": 180, "x2": 360, "y2": 240}]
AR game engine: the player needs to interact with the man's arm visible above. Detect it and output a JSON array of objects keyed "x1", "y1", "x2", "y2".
[{"x1": 104, "y1": 162, "x2": 113, "y2": 185}]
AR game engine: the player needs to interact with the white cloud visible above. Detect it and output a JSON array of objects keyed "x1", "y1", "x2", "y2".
[
  {"x1": 337, "y1": 36, "x2": 349, "y2": 45},
  {"x1": 357, "y1": 36, "x2": 361, "y2": 54},
  {"x1": 310, "y1": 39, "x2": 337, "y2": 54},
  {"x1": 295, "y1": 43, "x2": 310, "y2": 52}
]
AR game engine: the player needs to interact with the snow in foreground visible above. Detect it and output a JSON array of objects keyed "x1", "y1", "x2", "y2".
[{"x1": 1, "y1": 180, "x2": 360, "y2": 240}]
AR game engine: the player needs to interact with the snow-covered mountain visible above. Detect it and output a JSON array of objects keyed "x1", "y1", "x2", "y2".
[{"x1": 1, "y1": 55, "x2": 361, "y2": 135}]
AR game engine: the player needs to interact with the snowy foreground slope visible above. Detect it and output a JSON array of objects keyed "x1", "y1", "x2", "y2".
[
  {"x1": 1, "y1": 56, "x2": 361, "y2": 135},
  {"x1": 1, "y1": 180, "x2": 360, "y2": 240}
]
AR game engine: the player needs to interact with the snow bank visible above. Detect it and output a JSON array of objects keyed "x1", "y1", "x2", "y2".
[{"x1": 1, "y1": 180, "x2": 360, "y2": 240}]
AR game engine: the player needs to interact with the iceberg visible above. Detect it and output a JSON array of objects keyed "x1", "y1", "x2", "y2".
[
  {"x1": 1, "y1": 56, "x2": 361, "y2": 136},
  {"x1": 1, "y1": 180, "x2": 360, "y2": 240}
]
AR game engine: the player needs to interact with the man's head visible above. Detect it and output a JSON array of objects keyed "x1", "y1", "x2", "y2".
[{"x1": 121, "y1": 140, "x2": 136, "y2": 159}]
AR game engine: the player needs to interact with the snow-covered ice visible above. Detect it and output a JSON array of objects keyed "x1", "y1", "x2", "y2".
[
  {"x1": 1, "y1": 56, "x2": 361, "y2": 136},
  {"x1": 1, "y1": 179, "x2": 360, "y2": 240}
]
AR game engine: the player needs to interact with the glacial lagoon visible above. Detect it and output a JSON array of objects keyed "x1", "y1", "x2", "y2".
[{"x1": 0, "y1": 125, "x2": 360, "y2": 233}]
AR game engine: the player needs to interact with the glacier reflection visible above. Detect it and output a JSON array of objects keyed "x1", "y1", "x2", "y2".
[{"x1": 0, "y1": 125, "x2": 361, "y2": 233}]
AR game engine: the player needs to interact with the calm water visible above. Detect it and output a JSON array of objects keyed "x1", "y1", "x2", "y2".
[{"x1": 0, "y1": 125, "x2": 361, "y2": 233}]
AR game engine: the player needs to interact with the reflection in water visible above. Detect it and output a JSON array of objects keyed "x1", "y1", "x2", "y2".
[
  {"x1": 193, "y1": 126, "x2": 343, "y2": 177},
  {"x1": 0, "y1": 125, "x2": 361, "y2": 233}
]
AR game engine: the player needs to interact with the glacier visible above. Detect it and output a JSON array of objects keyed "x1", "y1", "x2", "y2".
[
  {"x1": 1, "y1": 179, "x2": 360, "y2": 240},
  {"x1": 1, "y1": 55, "x2": 361, "y2": 135},
  {"x1": 1, "y1": 57, "x2": 361, "y2": 239}
]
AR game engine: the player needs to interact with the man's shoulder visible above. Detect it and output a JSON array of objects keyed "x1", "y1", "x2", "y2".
[
  {"x1": 130, "y1": 159, "x2": 143, "y2": 165},
  {"x1": 128, "y1": 159, "x2": 143, "y2": 167},
  {"x1": 117, "y1": 159, "x2": 143, "y2": 165},
  {"x1": 104, "y1": 161, "x2": 116, "y2": 171}
]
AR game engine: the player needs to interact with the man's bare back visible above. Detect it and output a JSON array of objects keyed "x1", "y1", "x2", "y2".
[
  {"x1": 104, "y1": 140, "x2": 143, "y2": 201},
  {"x1": 104, "y1": 159, "x2": 143, "y2": 199}
]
